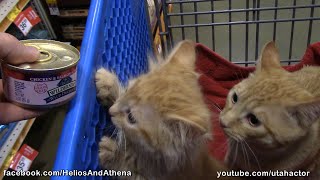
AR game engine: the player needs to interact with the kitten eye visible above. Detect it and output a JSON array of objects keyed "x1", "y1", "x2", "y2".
[
  {"x1": 125, "y1": 109, "x2": 136, "y2": 124},
  {"x1": 246, "y1": 113, "x2": 261, "y2": 127},
  {"x1": 231, "y1": 92, "x2": 238, "y2": 104}
]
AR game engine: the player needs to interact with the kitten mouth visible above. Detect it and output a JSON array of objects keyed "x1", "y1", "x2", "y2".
[
  {"x1": 110, "y1": 117, "x2": 121, "y2": 127},
  {"x1": 109, "y1": 118, "x2": 125, "y2": 136}
]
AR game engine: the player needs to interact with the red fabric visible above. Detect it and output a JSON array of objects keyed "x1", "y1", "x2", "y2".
[{"x1": 195, "y1": 42, "x2": 320, "y2": 162}]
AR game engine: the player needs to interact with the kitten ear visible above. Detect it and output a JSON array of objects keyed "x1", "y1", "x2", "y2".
[
  {"x1": 287, "y1": 99, "x2": 320, "y2": 128},
  {"x1": 256, "y1": 41, "x2": 282, "y2": 73},
  {"x1": 167, "y1": 40, "x2": 196, "y2": 69}
]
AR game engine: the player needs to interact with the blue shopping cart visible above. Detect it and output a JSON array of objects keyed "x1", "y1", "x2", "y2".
[
  {"x1": 53, "y1": 0, "x2": 320, "y2": 179},
  {"x1": 53, "y1": 0, "x2": 152, "y2": 179}
]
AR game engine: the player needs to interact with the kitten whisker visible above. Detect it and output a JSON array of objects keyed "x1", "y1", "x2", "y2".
[
  {"x1": 101, "y1": 126, "x2": 118, "y2": 140},
  {"x1": 102, "y1": 125, "x2": 116, "y2": 133},
  {"x1": 244, "y1": 145, "x2": 251, "y2": 170},
  {"x1": 240, "y1": 142, "x2": 248, "y2": 169},
  {"x1": 206, "y1": 100, "x2": 222, "y2": 112},
  {"x1": 228, "y1": 133, "x2": 241, "y2": 142},
  {"x1": 241, "y1": 140, "x2": 251, "y2": 170},
  {"x1": 168, "y1": 106, "x2": 201, "y2": 114},
  {"x1": 243, "y1": 140, "x2": 262, "y2": 172},
  {"x1": 116, "y1": 130, "x2": 124, "y2": 149},
  {"x1": 116, "y1": 130, "x2": 121, "y2": 146},
  {"x1": 117, "y1": 130, "x2": 128, "y2": 161},
  {"x1": 230, "y1": 140, "x2": 239, "y2": 168},
  {"x1": 110, "y1": 128, "x2": 118, "y2": 138},
  {"x1": 123, "y1": 132, "x2": 127, "y2": 158}
]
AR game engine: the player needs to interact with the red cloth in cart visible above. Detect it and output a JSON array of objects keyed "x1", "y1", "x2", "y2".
[{"x1": 195, "y1": 42, "x2": 320, "y2": 162}]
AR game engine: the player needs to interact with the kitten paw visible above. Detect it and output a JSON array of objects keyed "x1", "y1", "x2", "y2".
[
  {"x1": 99, "y1": 136, "x2": 117, "y2": 167},
  {"x1": 95, "y1": 68, "x2": 120, "y2": 107}
]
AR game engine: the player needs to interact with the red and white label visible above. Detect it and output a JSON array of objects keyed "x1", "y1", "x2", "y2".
[
  {"x1": 14, "y1": 7, "x2": 41, "y2": 36},
  {"x1": 2, "y1": 66, "x2": 77, "y2": 106},
  {"x1": 9, "y1": 144, "x2": 39, "y2": 172}
]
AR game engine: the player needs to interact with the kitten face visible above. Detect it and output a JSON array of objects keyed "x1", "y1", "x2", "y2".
[
  {"x1": 108, "y1": 41, "x2": 211, "y2": 152},
  {"x1": 220, "y1": 42, "x2": 319, "y2": 149},
  {"x1": 109, "y1": 101, "x2": 168, "y2": 151},
  {"x1": 221, "y1": 76, "x2": 306, "y2": 148}
]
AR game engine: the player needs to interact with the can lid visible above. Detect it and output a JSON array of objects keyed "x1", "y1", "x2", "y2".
[{"x1": 8, "y1": 40, "x2": 80, "y2": 71}]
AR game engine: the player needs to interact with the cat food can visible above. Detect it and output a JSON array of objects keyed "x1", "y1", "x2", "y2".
[{"x1": 0, "y1": 39, "x2": 80, "y2": 109}]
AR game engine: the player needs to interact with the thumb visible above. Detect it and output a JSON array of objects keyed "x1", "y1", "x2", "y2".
[{"x1": 0, "y1": 33, "x2": 40, "y2": 65}]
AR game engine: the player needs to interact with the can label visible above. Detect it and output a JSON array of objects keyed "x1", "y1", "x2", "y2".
[{"x1": 3, "y1": 66, "x2": 77, "y2": 106}]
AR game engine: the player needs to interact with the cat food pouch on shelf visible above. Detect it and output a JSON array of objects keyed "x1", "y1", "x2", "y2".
[{"x1": 0, "y1": 39, "x2": 80, "y2": 109}]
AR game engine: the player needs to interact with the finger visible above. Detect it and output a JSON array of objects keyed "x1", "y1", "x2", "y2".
[
  {"x1": 0, "y1": 79, "x2": 45, "y2": 123},
  {"x1": 0, "y1": 79, "x2": 3, "y2": 92},
  {"x1": 0, "y1": 102, "x2": 45, "y2": 124},
  {"x1": 0, "y1": 80, "x2": 6, "y2": 102},
  {"x1": 0, "y1": 33, "x2": 39, "y2": 65}
]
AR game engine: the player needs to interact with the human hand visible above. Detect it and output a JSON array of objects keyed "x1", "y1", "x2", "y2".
[{"x1": 0, "y1": 32, "x2": 45, "y2": 124}]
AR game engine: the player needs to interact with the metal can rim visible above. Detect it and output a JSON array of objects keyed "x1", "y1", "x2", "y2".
[
  {"x1": 1, "y1": 62, "x2": 78, "y2": 73},
  {"x1": 3, "y1": 39, "x2": 80, "y2": 72}
]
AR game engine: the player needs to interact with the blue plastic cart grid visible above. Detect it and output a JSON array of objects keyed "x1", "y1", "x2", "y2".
[{"x1": 53, "y1": 0, "x2": 152, "y2": 179}]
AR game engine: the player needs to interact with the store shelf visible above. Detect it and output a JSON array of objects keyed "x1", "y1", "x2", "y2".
[
  {"x1": 0, "y1": 0, "x2": 19, "y2": 22},
  {"x1": 0, "y1": 119, "x2": 35, "y2": 179},
  {"x1": 148, "y1": 0, "x2": 162, "y2": 37},
  {"x1": 0, "y1": 0, "x2": 30, "y2": 32},
  {"x1": 153, "y1": 4, "x2": 172, "y2": 55},
  {"x1": 58, "y1": 9, "x2": 88, "y2": 18},
  {"x1": 62, "y1": 24, "x2": 85, "y2": 40},
  {"x1": 31, "y1": 0, "x2": 57, "y2": 39}
]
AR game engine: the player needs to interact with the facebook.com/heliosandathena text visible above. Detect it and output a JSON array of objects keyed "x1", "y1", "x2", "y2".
[{"x1": 4, "y1": 169, "x2": 132, "y2": 177}]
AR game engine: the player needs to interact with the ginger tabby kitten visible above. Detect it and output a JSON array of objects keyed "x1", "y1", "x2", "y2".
[
  {"x1": 96, "y1": 41, "x2": 230, "y2": 180},
  {"x1": 220, "y1": 42, "x2": 320, "y2": 179}
]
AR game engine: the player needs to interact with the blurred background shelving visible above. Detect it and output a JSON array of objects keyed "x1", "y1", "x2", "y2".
[{"x1": 0, "y1": 0, "x2": 89, "y2": 178}]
